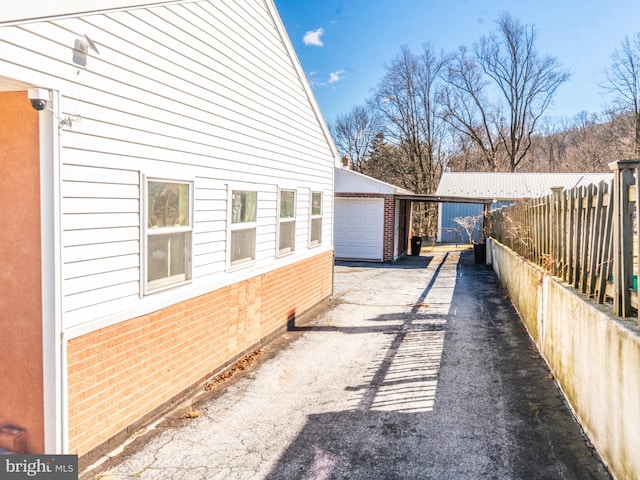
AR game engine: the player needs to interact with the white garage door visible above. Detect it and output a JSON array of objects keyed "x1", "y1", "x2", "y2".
[{"x1": 334, "y1": 198, "x2": 384, "y2": 260}]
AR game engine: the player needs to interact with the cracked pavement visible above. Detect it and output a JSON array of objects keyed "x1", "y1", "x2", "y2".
[{"x1": 84, "y1": 249, "x2": 611, "y2": 480}]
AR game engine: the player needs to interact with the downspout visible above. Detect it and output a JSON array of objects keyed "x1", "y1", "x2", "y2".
[
  {"x1": 41, "y1": 89, "x2": 66, "y2": 453},
  {"x1": 55, "y1": 93, "x2": 69, "y2": 454},
  {"x1": 437, "y1": 202, "x2": 443, "y2": 243},
  {"x1": 60, "y1": 333, "x2": 68, "y2": 453}
]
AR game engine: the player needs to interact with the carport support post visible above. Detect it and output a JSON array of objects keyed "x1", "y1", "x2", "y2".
[
  {"x1": 482, "y1": 203, "x2": 489, "y2": 241},
  {"x1": 609, "y1": 160, "x2": 639, "y2": 318}
]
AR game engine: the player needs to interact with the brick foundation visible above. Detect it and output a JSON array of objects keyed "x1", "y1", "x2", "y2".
[{"x1": 67, "y1": 251, "x2": 333, "y2": 459}]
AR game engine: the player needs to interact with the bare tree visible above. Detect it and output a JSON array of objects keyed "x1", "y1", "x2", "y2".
[
  {"x1": 533, "y1": 116, "x2": 570, "y2": 172},
  {"x1": 479, "y1": 14, "x2": 570, "y2": 171},
  {"x1": 370, "y1": 44, "x2": 450, "y2": 236},
  {"x1": 365, "y1": 133, "x2": 396, "y2": 179},
  {"x1": 565, "y1": 111, "x2": 607, "y2": 171},
  {"x1": 371, "y1": 44, "x2": 450, "y2": 190},
  {"x1": 446, "y1": 132, "x2": 488, "y2": 172},
  {"x1": 453, "y1": 215, "x2": 481, "y2": 244},
  {"x1": 442, "y1": 14, "x2": 570, "y2": 172},
  {"x1": 441, "y1": 45, "x2": 504, "y2": 171},
  {"x1": 329, "y1": 105, "x2": 383, "y2": 172},
  {"x1": 600, "y1": 108, "x2": 638, "y2": 159},
  {"x1": 604, "y1": 33, "x2": 640, "y2": 159}
]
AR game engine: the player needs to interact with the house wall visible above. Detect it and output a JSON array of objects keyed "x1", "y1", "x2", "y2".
[
  {"x1": 0, "y1": 0, "x2": 335, "y2": 337},
  {"x1": 335, "y1": 193, "x2": 396, "y2": 262},
  {"x1": 67, "y1": 249, "x2": 333, "y2": 459},
  {"x1": 0, "y1": 0, "x2": 337, "y2": 456},
  {"x1": 0, "y1": 91, "x2": 44, "y2": 453}
]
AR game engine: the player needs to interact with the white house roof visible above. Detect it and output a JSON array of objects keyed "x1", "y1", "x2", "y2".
[
  {"x1": 436, "y1": 172, "x2": 613, "y2": 200},
  {"x1": 335, "y1": 167, "x2": 414, "y2": 195}
]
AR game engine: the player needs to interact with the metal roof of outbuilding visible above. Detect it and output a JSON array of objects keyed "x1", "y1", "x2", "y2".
[{"x1": 435, "y1": 172, "x2": 613, "y2": 200}]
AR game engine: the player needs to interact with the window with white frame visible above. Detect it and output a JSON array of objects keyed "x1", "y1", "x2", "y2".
[
  {"x1": 310, "y1": 191, "x2": 322, "y2": 246},
  {"x1": 278, "y1": 189, "x2": 296, "y2": 255},
  {"x1": 230, "y1": 190, "x2": 257, "y2": 266},
  {"x1": 145, "y1": 179, "x2": 192, "y2": 293}
]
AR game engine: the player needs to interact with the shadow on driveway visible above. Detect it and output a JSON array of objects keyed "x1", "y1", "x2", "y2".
[{"x1": 266, "y1": 250, "x2": 610, "y2": 480}]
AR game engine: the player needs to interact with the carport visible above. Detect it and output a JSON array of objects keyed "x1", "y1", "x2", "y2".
[
  {"x1": 395, "y1": 194, "x2": 494, "y2": 252},
  {"x1": 335, "y1": 165, "x2": 493, "y2": 262}
]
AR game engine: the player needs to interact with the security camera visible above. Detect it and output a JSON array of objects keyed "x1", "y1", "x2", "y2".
[{"x1": 27, "y1": 88, "x2": 50, "y2": 111}]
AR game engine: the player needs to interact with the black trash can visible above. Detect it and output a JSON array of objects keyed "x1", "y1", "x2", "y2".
[
  {"x1": 474, "y1": 242, "x2": 486, "y2": 264},
  {"x1": 410, "y1": 236, "x2": 422, "y2": 256}
]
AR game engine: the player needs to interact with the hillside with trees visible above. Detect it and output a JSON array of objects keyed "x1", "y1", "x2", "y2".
[
  {"x1": 330, "y1": 16, "x2": 640, "y2": 182},
  {"x1": 329, "y1": 16, "x2": 640, "y2": 236}
]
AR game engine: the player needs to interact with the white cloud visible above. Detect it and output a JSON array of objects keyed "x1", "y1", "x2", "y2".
[
  {"x1": 328, "y1": 69, "x2": 346, "y2": 84},
  {"x1": 303, "y1": 28, "x2": 324, "y2": 46},
  {"x1": 307, "y1": 69, "x2": 346, "y2": 87}
]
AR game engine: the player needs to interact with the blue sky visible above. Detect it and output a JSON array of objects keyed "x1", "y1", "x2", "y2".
[{"x1": 274, "y1": 0, "x2": 640, "y2": 126}]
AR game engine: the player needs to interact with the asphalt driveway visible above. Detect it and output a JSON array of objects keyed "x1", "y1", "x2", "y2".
[{"x1": 86, "y1": 249, "x2": 611, "y2": 480}]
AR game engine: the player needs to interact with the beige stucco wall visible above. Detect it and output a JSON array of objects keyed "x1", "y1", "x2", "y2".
[
  {"x1": 0, "y1": 91, "x2": 44, "y2": 453},
  {"x1": 489, "y1": 239, "x2": 640, "y2": 480}
]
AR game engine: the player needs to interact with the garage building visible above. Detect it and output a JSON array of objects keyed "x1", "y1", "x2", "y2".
[{"x1": 335, "y1": 167, "x2": 413, "y2": 262}]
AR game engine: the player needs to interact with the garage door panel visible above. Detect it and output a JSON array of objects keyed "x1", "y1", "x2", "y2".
[{"x1": 334, "y1": 198, "x2": 384, "y2": 260}]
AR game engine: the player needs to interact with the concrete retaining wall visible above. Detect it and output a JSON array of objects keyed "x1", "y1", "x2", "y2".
[{"x1": 488, "y1": 239, "x2": 640, "y2": 480}]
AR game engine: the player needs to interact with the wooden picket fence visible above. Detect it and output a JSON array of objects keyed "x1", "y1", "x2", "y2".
[{"x1": 486, "y1": 160, "x2": 640, "y2": 323}]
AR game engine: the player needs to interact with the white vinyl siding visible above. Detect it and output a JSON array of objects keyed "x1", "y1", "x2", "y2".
[
  {"x1": 0, "y1": 0, "x2": 336, "y2": 334},
  {"x1": 192, "y1": 179, "x2": 228, "y2": 278},
  {"x1": 61, "y1": 166, "x2": 141, "y2": 323}
]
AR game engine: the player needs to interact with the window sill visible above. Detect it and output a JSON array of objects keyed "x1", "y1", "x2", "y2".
[
  {"x1": 229, "y1": 257, "x2": 256, "y2": 271},
  {"x1": 277, "y1": 247, "x2": 295, "y2": 258},
  {"x1": 144, "y1": 278, "x2": 191, "y2": 296}
]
